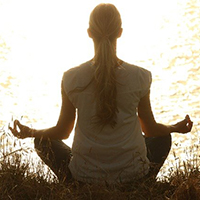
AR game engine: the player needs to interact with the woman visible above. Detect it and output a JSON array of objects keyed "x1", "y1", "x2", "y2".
[{"x1": 10, "y1": 4, "x2": 193, "y2": 184}]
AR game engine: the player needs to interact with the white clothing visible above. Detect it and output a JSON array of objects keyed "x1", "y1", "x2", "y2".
[{"x1": 62, "y1": 60, "x2": 152, "y2": 184}]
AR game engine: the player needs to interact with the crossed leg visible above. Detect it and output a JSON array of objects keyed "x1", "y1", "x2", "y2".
[
  {"x1": 34, "y1": 138, "x2": 72, "y2": 183},
  {"x1": 145, "y1": 134, "x2": 172, "y2": 178}
]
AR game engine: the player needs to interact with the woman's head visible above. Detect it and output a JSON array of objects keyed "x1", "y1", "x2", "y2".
[
  {"x1": 88, "y1": 3, "x2": 122, "y2": 43},
  {"x1": 88, "y1": 4, "x2": 122, "y2": 128}
]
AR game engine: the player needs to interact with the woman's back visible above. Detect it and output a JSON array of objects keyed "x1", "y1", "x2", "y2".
[{"x1": 62, "y1": 60, "x2": 152, "y2": 183}]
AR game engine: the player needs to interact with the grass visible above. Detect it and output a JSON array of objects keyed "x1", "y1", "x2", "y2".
[{"x1": 1, "y1": 128, "x2": 200, "y2": 200}]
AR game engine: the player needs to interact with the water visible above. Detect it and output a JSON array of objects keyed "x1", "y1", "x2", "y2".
[{"x1": 0, "y1": 0, "x2": 200, "y2": 175}]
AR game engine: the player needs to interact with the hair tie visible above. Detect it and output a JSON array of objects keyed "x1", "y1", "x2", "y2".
[{"x1": 102, "y1": 34, "x2": 109, "y2": 40}]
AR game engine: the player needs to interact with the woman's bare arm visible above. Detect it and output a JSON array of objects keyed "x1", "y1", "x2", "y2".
[
  {"x1": 9, "y1": 82, "x2": 76, "y2": 140},
  {"x1": 138, "y1": 91, "x2": 193, "y2": 137}
]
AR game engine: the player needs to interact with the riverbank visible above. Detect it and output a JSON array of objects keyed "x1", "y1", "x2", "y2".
[{"x1": 1, "y1": 129, "x2": 200, "y2": 200}]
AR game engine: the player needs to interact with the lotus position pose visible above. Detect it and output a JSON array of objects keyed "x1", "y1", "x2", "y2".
[{"x1": 10, "y1": 4, "x2": 193, "y2": 184}]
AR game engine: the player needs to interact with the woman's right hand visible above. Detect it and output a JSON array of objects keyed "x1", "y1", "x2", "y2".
[
  {"x1": 9, "y1": 120, "x2": 34, "y2": 139},
  {"x1": 173, "y1": 115, "x2": 193, "y2": 134}
]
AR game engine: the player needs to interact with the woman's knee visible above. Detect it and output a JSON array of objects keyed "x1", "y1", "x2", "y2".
[
  {"x1": 34, "y1": 138, "x2": 46, "y2": 150},
  {"x1": 145, "y1": 134, "x2": 172, "y2": 163},
  {"x1": 160, "y1": 134, "x2": 172, "y2": 149},
  {"x1": 34, "y1": 138, "x2": 52, "y2": 153},
  {"x1": 146, "y1": 134, "x2": 172, "y2": 149}
]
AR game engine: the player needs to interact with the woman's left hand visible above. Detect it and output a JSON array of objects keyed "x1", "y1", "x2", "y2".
[{"x1": 9, "y1": 120, "x2": 34, "y2": 139}]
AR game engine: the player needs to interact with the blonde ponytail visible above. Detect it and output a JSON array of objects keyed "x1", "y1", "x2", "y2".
[{"x1": 89, "y1": 4, "x2": 122, "y2": 127}]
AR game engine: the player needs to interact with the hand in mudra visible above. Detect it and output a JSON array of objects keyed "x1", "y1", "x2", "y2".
[
  {"x1": 174, "y1": 115, "x2": 193, "y2": 133},
  {"x1": 9, "y1": 120, "x2": 34, "y2": 139}
]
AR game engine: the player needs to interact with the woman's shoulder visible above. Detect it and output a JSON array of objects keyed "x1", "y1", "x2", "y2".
[
  {"x1": 122, "y1": 61, "x2": 151, "y2": 74},
  {"x1": 122, "y1": 62, "x2": 152, "y2": 82},
  {"x1": 120, "y1": 61, "x2": 152, "y2": 93},
  {"x1": 62, "y1": 60, "x2": 93, "y2": 88}
]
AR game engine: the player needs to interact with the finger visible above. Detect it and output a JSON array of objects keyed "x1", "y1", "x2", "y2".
[
  {"x1": 187, "y1": 121, "x2": 193, "y2": 131},
  {"x1": 9, "y1": 126, "x2": 17, "y2": 135},
  {"x1": 14, "y1": 120, "x2": 19, "y2": 130},
  {"x1": 14, "y1": 120, "x2": 24, "y2": 133},
  {"x1": 9, "y1": 126, "x2": 14, "y2": 133},
  {"x1": 185, "y1": 115, "x2": 192, "y2": 123},
  {"x1": 185, "y1": 115, "x2": 193, "y2": 126},
  {"x1": 16, "y1": 120, "x2": 26, "y2": 131}
]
